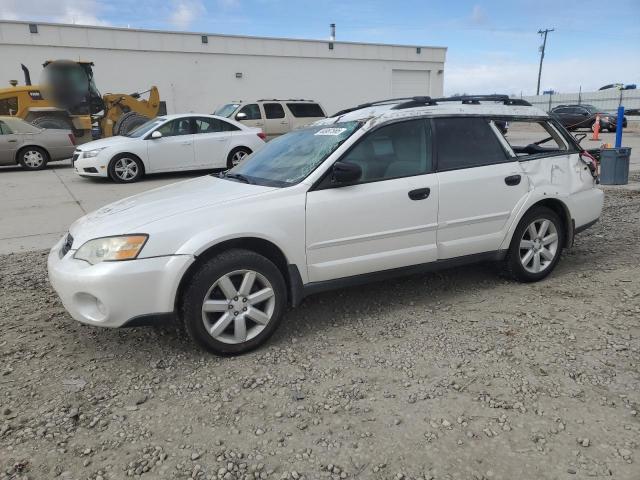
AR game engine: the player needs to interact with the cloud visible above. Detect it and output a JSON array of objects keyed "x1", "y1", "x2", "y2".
[
  {"x1": 445, "y1": 54, "x2": 640, "y2": 96},
  {"x1": 168, "y1": 0, "x2": 206, "y2": 29},
  {"x1": 469, "y1": 5, "x2": 489, "y2": 26},
  {"x1": 0, "y1": 0, "x2": 109, "y2": 25}
]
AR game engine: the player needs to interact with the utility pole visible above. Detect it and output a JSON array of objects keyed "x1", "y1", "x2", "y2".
[{"x1": 536, "y1": 28, "x2": 554, "y2": 95}]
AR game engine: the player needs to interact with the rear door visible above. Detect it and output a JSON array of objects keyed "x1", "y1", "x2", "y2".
[
  {"x1": 434, "y1": 117, "x2": 529, "y2": 259},
  {"x1": 262, "y1": 103, "x2": 290, "y2": 139},
  {"x1": 192, "y1": 117, "x2": 234, "y2": 169},
  {"x1": 0, "y1": 120, "x2": 20, "y2": 165}
]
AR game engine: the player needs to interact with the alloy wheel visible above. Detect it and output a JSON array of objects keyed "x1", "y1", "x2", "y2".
[
  {"x1": 23, "y1": 150, "x2": 44, "y2": 168},
  {"x1": 201, "y1": 269, "x2": 276, "y2": 344},
  {"x1": 114, "y1": 157, "x2": 139, "y2": 181},
  {"x1": 231, "y1": 150, "x2": 248, "y2": 166},
  {"x1": 519, "y1": 218, "x2": 559, "y2": 274}
]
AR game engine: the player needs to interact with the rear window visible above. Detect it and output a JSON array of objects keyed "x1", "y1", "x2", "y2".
[
  {"x1": 286, "y1": 103, "x2": 325, "y2": 118},
  {"x1": 434, "y1": 117, "x2": 508, "y2": 170}
]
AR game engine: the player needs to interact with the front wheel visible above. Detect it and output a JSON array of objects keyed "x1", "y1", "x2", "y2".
[
  {"x1": 108, "y1": 154, "x2": 144, "y2": 183},
  {"x1": 181, "y1": 249, "x2": 287, "y2": 355},
  {"x1": 504, "y1": 206, "x2": 564, "y2": 282}
]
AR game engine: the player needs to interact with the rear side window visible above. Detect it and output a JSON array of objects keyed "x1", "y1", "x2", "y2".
[
  {"x1": 286, "y1": 103, "x2": 325, "y2": 118},
  {"x1": 494, "y1": 119, "x2": 568, "y2": 158},
  {"x1": 434, "y1": 118, "x2": 508, "y2": 170},
  {"x1": 194, "y1": 117, "x2": 239, "y2": 133},
  {"x1": 0, "y1": 120, "x2": 10, "y2": 135},
  {"x1": 238, "y1": 104, "x2": 262, "y2": 120},
  {"x1": 263, "y1": 103, "x2": 285, "y2": 119}
]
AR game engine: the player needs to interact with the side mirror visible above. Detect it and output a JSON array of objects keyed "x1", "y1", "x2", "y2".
[
  {"x1": 575, "y1": 133, "x2": 587, "y2": 144},
  {"x1": 331, "y1": 161, "x2": 362, "y2": 184},
  {"x1": 235, "y1": 112, "x2": 247, "y2": 120},
  {"x1": 150, "y1": 130, "x2": 162, "y2": 139}
]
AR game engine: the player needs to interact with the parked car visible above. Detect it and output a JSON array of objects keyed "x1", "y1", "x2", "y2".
[
  {"x1": 550, "y1": 104, "x2": 627, "y2": 132},
  {"x1": 0, "y1": 116, "x2": 75, "y2": 170},
  {"x1": 48, "y1": 95, "x2": 603, "y2": 355},
  {"x1": 72, "y1": 114, "x2": 265, "y2": 183},
  {"x1": 214, "y1": 99, "x2": 326, "y2": 140},
  {"x1": 598, "y1": 83, "x2": 624, "y2": 91}
]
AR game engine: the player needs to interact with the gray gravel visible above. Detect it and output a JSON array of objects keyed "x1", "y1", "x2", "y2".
[{"x1": 1, "y1": 186, "x2": 639, "y2": 480}]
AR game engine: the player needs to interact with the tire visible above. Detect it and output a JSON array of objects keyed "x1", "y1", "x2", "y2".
[
  {"x1": 30, "y1": 116, "x2": 73, "y2": 131},
  {"x1": 113, "y1": 112, "x2": 150, "y2": 136},
  {"x1": 181, "y1": 249, "x2": 287, "y2": 356},
  {"x1": 18, "y1": 146, "x2": 49, "y2": 171},
  {"x1": 226, "y1": 147, "x2": 252, "y2": 169},
  {"x1": 503, "y1": 206, "x2": 564, "y2": 283},
  {"x1": 108, "y1": 153, "x2": 144, "y2": 183}
]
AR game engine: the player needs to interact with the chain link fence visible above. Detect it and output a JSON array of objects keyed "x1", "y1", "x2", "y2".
[{"x1": 522, "y1": 89, "x2": 640, "y2": 114}]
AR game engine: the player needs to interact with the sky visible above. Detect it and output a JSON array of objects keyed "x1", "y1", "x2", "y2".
[{"x1": 1, "y1": 0, "x2": 639, "y2": 95}]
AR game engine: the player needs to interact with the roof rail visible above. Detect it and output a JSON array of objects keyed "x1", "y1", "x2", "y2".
[
  {"x1": 331, "y1": 97, "x2": 426, "y2": 117},
  {"x1": 256, "y1": 98, "x2": 316, "y2": 102},
  {"x1": 391, "y1": 96, "x2": 436, "y2": 110},
  {"x1": 431, "y1": 95, "x2": 532, "y2": 106}
]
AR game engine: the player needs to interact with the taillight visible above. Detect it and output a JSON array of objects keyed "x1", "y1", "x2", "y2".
[
  {"x1": 580, "y1": 150, "x2": 599, "y2": 178},
  {"x1": 68, "y1": 133, "x2": 76, "y2": 145},
  {"x1": 257, "y1": 132, "x2": 266, "y2": 141}
]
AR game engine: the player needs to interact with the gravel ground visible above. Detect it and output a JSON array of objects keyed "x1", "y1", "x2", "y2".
[{"x1": 1, "y1": 186, "x2": 639, "y2": 480}]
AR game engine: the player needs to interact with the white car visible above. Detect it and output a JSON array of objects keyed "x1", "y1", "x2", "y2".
[
  {"x1": 72, "y1": 114, "x2": 266, "y2": 182},
  {"x1": 48, "y1": 95, "x2": 604, "y2": 355}
]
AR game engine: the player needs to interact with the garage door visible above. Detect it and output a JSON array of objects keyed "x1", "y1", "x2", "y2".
[{"x1": 392, "y1": 70, "x2": 430, "y2": 98}]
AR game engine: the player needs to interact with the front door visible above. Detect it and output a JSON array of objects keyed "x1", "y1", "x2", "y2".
[
  {"x1": 306, "y1": 119, "x2": 438, "y2": 282},
  {"x1": 234, "y1": 103, "x2": 264, "y2": 133},
  {"x1": 434, "y1": 117, "x2": 529, "y2": 259},
  {"x1": 146, "y1": 118, "x2": 195, "y2": 172}
]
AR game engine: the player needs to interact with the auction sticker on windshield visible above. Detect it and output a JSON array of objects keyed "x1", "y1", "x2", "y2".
[{"x1": 315, "y1": 128, "x2": 348, "y2": 136}]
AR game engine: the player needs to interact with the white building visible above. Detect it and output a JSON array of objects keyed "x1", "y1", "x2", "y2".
[{"x1": 0, "y1": 21, "x2": 446, "y2": 116}]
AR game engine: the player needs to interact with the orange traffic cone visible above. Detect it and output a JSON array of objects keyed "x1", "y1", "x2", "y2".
[{"x1": 590, "y1": 114, "x2": 601, "y2": 141}]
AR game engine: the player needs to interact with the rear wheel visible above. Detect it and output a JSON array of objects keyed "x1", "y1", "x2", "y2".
[
  {"x1": 227, "y1": 147, "x2": 252, "y2": 169},
  {"x1": 18, "y1": 146, "x2": 49, "y2": 170},
  {"x1": 504, "y1": 206, "x2": 564, "y2": 282},
  {"x1": 181, "y1": 249, "x2": 286, "y2": 355},
  {"x1": 108, "y1": 154, "x2": 144, "y2": 183}
]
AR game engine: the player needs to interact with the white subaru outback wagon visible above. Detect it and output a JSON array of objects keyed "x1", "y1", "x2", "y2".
[{"x1": 48, "y1": 95, "x2": 604, "y2": 355}]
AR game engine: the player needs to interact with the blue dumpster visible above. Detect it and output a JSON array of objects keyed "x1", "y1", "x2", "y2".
[{"x1": 599, "y1": 147, "x2": 631, "y2": 185}]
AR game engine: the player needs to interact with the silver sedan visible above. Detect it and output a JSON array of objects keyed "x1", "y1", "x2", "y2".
[{"x1": 0, "y1": 116, "x2": 76, "y2": 170}]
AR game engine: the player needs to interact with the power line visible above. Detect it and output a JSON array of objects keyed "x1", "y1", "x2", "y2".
[{"x1": 536, "y1": 28, "x2": 554, "y2": 95}]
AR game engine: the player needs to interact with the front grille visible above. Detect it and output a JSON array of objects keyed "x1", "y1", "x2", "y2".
[{"x1": 60, "y1": 233, "x2": 73, "y2": 258}]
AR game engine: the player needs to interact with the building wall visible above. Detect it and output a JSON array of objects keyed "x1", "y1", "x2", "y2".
[{"x1": 0, "y1": 21, "x2": 446, "y2": 116}]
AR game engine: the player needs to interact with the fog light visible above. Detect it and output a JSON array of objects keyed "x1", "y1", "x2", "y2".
[{"x1": 74, "y1": 292, "x2": 108, "y2": 322}]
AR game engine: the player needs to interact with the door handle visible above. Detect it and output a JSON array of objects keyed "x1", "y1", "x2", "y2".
[
  {"x1": 505, "y1": 174, "x2": 521, "y2": 186},
  {"x1": 8, "y1": 139, "x2": 17, "y2": 143},
  {"x1": 180, "y1": 141, "x2": 192, "y2": 145},
  {"x1": 280, "y1": 121, "x2": 288, "y2": 125},
  {"x1": 408, "y1": 188, "x2": 430, "y2": 200},
  {"x1": 255, "y1": 123, "x2": 264, "y2": 126}
]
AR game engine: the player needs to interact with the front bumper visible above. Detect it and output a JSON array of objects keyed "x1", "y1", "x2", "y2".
[
  {"x1": 73, "y1": 153, "x2": 110, "y2": 177},
  {"x1": 48, "y1": 236, "x2": 194, "y2": 328}
]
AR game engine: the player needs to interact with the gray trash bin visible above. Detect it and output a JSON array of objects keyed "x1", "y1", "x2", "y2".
[{"x1": 599, "y1": 147, "x2": 631, "y2": 185}]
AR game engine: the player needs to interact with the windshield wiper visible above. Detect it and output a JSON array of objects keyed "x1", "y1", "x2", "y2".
[{"x1": 223, "y1": 172, "x2": 253, "y2": 184}]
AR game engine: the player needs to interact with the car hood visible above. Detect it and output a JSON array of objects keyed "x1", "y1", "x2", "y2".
[
  {"x1": 69, "y1": 175, "x2": 276, "y2": 245},
  {"x1": 76, "y1": 135, "x2": 137, "y2": 151}
]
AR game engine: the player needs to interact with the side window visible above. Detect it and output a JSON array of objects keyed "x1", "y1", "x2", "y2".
[
  {"x1": 554, "y1": 107, "x2": 569, "y2": 114},
  {"x1": 341, "y1": 119, "x2": 431, "y2": 183},
  {"x1": 494, "y1": 119, "x2": 568, "y2": 158},
  {"x1": 0, "y1": 97, "x2": 18, "y2": 115},
  {"x1": 286, "y1": 103, "x2": 325, "y2": 118},
  {"x1": 156, "y1": 118, "x2": 193, "y2": 137},
  {"x1": 194, "y1": 117, "x2": 239, "y2": 133},
  {"x1": 434, "y1": 118, "x2": 508, "y2": 170},
  {"x1": 264, "y1": 103, "x2": 285, "y2": 119},
  {"x1": 238, "y1": 104, "x2": 262, "y2": 120},
  {"x1": 0, "y1": 121, "x2": 10, "y2": 135}
]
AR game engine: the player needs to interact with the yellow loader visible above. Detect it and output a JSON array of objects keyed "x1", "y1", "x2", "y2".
[{"x1": 0, "y1": 60, "x2": 161, "y2": 143}]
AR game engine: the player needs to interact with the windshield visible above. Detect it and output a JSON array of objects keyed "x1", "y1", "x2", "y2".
[
  {"x1": 226, "y1": 122, "x2": 361, "y2": 187},
  {"x1": 125, "y1": 118, "x2": 166, "y2": 138},
  {"x1": 214, "y1": 104, "x2": 240, "y2": 118},
  {"x1": 1, "y1": 117, "x2": 41, "y2": 133}
]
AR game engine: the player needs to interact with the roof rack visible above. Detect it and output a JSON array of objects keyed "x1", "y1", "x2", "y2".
[
  {"x1": 256, "y1": 98, "x2": 316, "y2": 102},
  {"x1": 429, "y1": 95, "x2": 532, "y2": 106},
  {"x1": 331, "y1": 97, "x2": 426, "y2": 117}
]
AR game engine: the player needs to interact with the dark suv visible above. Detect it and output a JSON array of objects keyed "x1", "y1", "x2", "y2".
[{"x1": 550, "y1": 104, "x2": 627, "y2": 132}]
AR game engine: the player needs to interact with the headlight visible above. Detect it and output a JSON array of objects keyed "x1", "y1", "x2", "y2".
[
  {"x1": 74, "y1": 235, "x2": 148, "y2": 265},
  {"x1": 82, "y1": 147, "x2": 107, "y2": 158}
]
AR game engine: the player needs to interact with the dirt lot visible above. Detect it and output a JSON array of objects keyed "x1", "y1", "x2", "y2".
[{"x1": 1, "y1": 184, "x2": 639, "y2": 480}]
